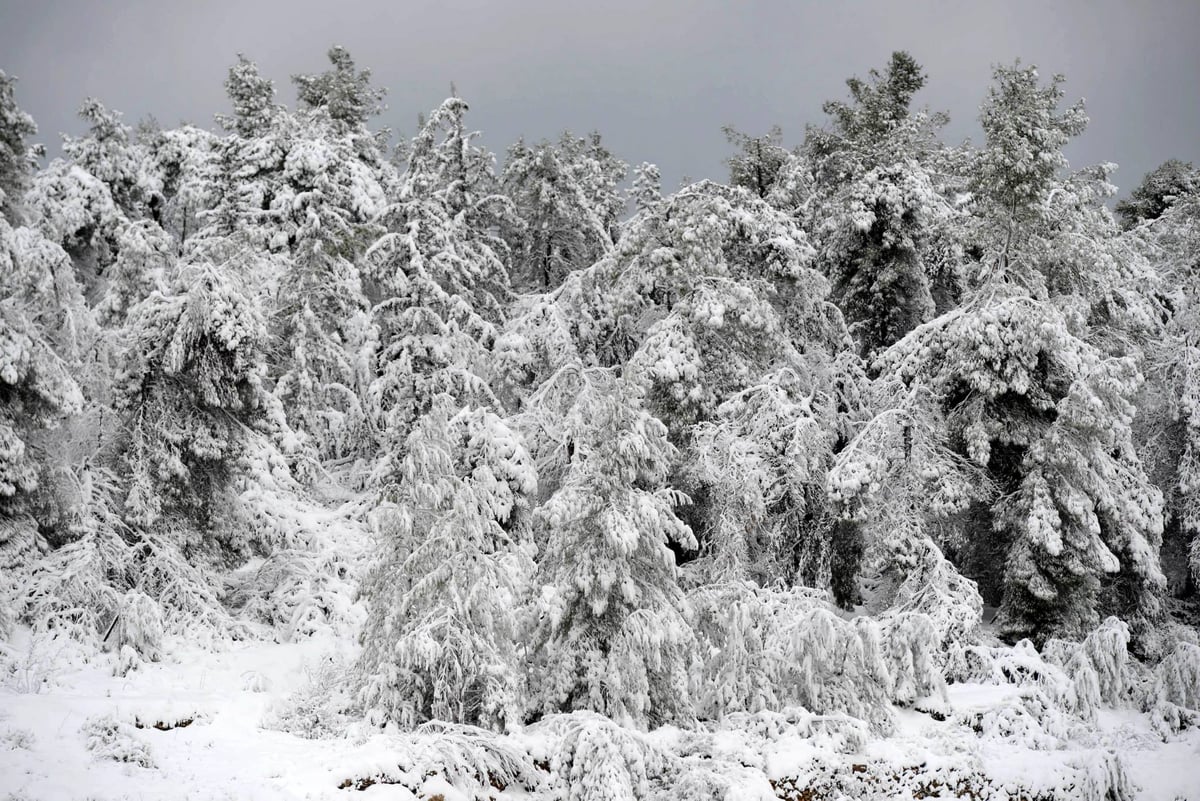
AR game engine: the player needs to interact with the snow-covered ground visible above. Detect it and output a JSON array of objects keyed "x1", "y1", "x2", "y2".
[{"x1": 3, "y1": 626, "x2": 1198, "y2": 801}]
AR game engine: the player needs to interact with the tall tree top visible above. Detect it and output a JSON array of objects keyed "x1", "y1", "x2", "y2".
[
  {"x1": 822, "y1": 51, "x2": 927, "y2": 141},
  {"x1": 1116, "y1": 158, "x2": 1198, "y2": 229},
  {"x1": 973, "y1": 63, "x2": 1087, "y2": 222},
  {"x1": 0, "y1": 70, "x2": 39, "y2": 223},
  {"x1": 292, "y1": 45, "x2": 386, "y2": 130},
  {"x1": 217, "y1": 55, "x2": 279, "y2": 139}
]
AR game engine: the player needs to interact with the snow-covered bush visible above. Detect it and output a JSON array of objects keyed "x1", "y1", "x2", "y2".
[
  {"x1": 946, "y1": 639, "x2": 1078, "y2": 712},
  {"x1": 713, "y1": 706, "x2": 871, "y2": 757},
  {"x1": 81, "y1": 715, "x2": 155, "y2": 769},
  {"x1": 947, "y1": 620, "x2": 1135, "y2": 731},
  {"x1": 963, "y1": 686, "x2": 1073, "y2": 749},
  {"x1": 336, "y1": 721, "x2": 542, "y2": 797},
  {"x1": 538, "y1": 711, "x2": 668, "y2": 801},
  {"x1": 1041, "y1": 617, "x2": 1133, "y2": 707},
  {"x1": 1146, "y1": 641, "x2": 1200, "y2": 736},
  {"x1": 881, "y1": 541, "x2": 983, "y2": 657},
  {"x1": 105, "y1": 590, "x2": 163, "y2": 668},
  {"x1": 15, "y1": 463, "x2": 168, "y2": 668},
  {"x1": 690, "y1": 583, "x2": 945, "y2": 732},
  {"x1": 232, "y1": 548, "x2": 360, "y2": 640},
  {"x1": 264, "y1": 654, "x2": 354, "y2": 740}
]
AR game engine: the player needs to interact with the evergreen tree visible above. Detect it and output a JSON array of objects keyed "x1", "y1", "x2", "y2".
[
  {"x1": 722, "y1": 125, "x2": 789, "y2": 199},
  {"x1": 0, "y1": 296, "x2": 83, "y2": 535},
  {"x1": 827, "y1": 379, "x2": 988, "y2": 645},
  {"x1": 1129, "y1": 193, "x2": 1200, "y2": 597},
  {"x1": 805, "y1": 52, "x2": 962, "y2": 361},
  {"x1": 500, "y1": 133, "x2": 625, "y2": 290},
  {"x1": 882, "y1": 64, "x2": 1166, "y2": 646},
  {"x1": 357, "y1": 397, "x2": 536, "y2": 730},
  {"x1": 270, "y1": 111, "x2": 384, "y2": 462},
  {"x1": 0, "y1": 70, "x2": 38, "y2": 224},
  {"x1": 1115, "y1": 159, "x2": 1197, "y2": 230},
  {"x1": 527, "y1": 368, "x2": 696, "y2": 727},
  {"x1": 138, "y1": 124, "x2": 219, "y2": 250},
  {"x1": 116, "y1": 255, "x2": 272, "y2": 548},
  {"x1": 630, "y1": 162, "x2": 661, "y2": 213},
  {"x1": 62, "y1": 99, "x2": 146, "y2": 220},
  {"x1": 217, "y1": 55, "x2": 280, "y2": 140},
  {"x1": 399, "y1": 96, "x2": 512, "y2": 316},
  {"x1": 364, "y1": 97, "x2": 511, "y2": 450},
  {"x1": 293, "y1": 46, "x2": 386, "y2": 132}
]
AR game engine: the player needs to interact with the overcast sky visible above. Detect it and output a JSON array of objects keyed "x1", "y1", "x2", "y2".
[{"x1": 1, "y1": 0, "x2": 1197, "y2": 197}]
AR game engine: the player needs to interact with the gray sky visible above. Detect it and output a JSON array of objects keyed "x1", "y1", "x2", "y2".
[{"x1": 1, "y1": 0, "x2": 1197, "y2": 198}]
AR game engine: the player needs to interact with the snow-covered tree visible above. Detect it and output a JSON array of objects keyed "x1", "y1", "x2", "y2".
[
  {"x1": 270, "y1": 112, "x2": 383, "y2": 462},
  {"x1": 630, "y1": 162, "x2": 661, "y2": 213},
  {"x1": 880, "y1": 64, "x2": 1167, "y2": 647},
  {"x1": 24, "y1": 155, "x2": 124, "y2": 296},
  {"x1": 396, "y1": 96, "x2": 512, "y2": 316},
  {"x1": 137, "y1": 124, "x2": 218, "y2": 251},
  {"x1": 827, "y1": 379, "x2": 987, "y2": 643},
  {"x1": 502, "y1": 180, "x2": 865, "y2": 602},
  {"x1": 0, "y1": 70, "x2": 38, "y2": 224},
  {"x1": 62, "y1": 99, "x2": 146, "y2": 221},
  {"x1": 293, "y1": 46, "x2": 386, "y2": 133},
  {"x1": 805, "y1": 52, "x2": 963, "y2": 360},
  {"x1": 356, "y1": 397, "x2": 536, "y2": 730},
  {"x1": 0, "y1": 299, "x2": 83, "y2": 534},
  {"x1": 0, "y1": 183, "x2": 90, "y2": 537},
  {"x1": 1129, "y1": 194, "x2": 1200, "y2": 595},
  {"x1": 682, "y1": 364, "x2": 860, "y2": 598},
  {"x1": 216, "y1": 55, "x2": 280, "y2": 140},
  {"x1": 363, "y1": 97, "x2": 511, "y2": 450},
  {"x1": 1116, "y1": 158, "x2": 1197, "y2": 230},
  {"x1": 723, "y1": 125, "x2": 790, "y2": 200},
  {"x1": 202, "y1": 57, "x2": 296, "y2": 248},
  {"x1": 526, "y1": 367, "x2": 696, "y2": 728},
  {"x1": 115, "y1": 255, "x2": 272, "y2": 544},
  {"x1": 500, "y1": 132, "x2": 625, "y2": 289}
]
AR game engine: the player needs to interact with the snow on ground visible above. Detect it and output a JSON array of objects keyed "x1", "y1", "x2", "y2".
[{"x1": 2, "y1": 630, "x2": 1199, "y2": 801}]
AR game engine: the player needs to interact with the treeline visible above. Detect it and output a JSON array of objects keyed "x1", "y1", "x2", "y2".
[{"x1": 0, "y1": 48, "x2": 1197, "y2": 731}]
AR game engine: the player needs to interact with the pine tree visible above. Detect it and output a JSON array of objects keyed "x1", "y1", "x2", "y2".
[
  {"x1": 805, "y1": 52, "x2": 962, "y2": 361},
  {"x1": 630, "y1": 163, "x2": 661, "y2": 213},
  {"x1": 357, "y1": 397, "x2": 536, "y2": 730},
  {"x1": 722, "y1": 125, "x2": 789, "y2": 199},
  {"x1": 827, "y1": 379, "x2": 988, "y2": 644},
  {"x1": 0, "y1": 298, "x2": 84, "y2": 532},
  {"x1": 1129, "y1": 193, "x2": 1200, "y2": 596},
  {"x1": 271, "y1": 111, "x2": 384, "y2": 462},
  {"x1": 217, "y1": 55, "x2": 280, "y2": 140},
  {"x1": 398, "y1": 96, "x2": 512, "y2": 316},
  {"x1": 683, "y1": 364, "x2": 860, "y2": 596},
  {"x1": 62, "y1": 99, "x2": 146, "y2": 220},
  {"x1": 138, "y1": 124, "x2": 219, "y2": 251},
  {"x1": 881, "y1": 64, "x2": 1166, "y2": 646},
  {"x1": 116, "y1": 255, "x2": 271, "y2": 547},
  {"x1": 500, "y1": 133, "x2": 625, "y2": 289},
  {"x1": 293, "y1": 46, "x2": 386, "y2": 132},
  {"x1": 527, "y1": 367, "x2": 696, "y2": 727},
  {"x1": 0, "y1": 70, "x2": 39, "y2": 224},
  {"x1": 1116, "y1": 159, "x2": 1197, "y2": 230},
  {"x1": 364, "y1": 97, "x2": 511, "y2": 450},
  {"x1": 203, "y1": 56, "x2": 297, "y2": 250}
]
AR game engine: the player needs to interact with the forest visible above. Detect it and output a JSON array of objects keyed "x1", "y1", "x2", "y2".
[{"x1": 1, "y1": 47, "x2": 1199, "y2": 801}]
